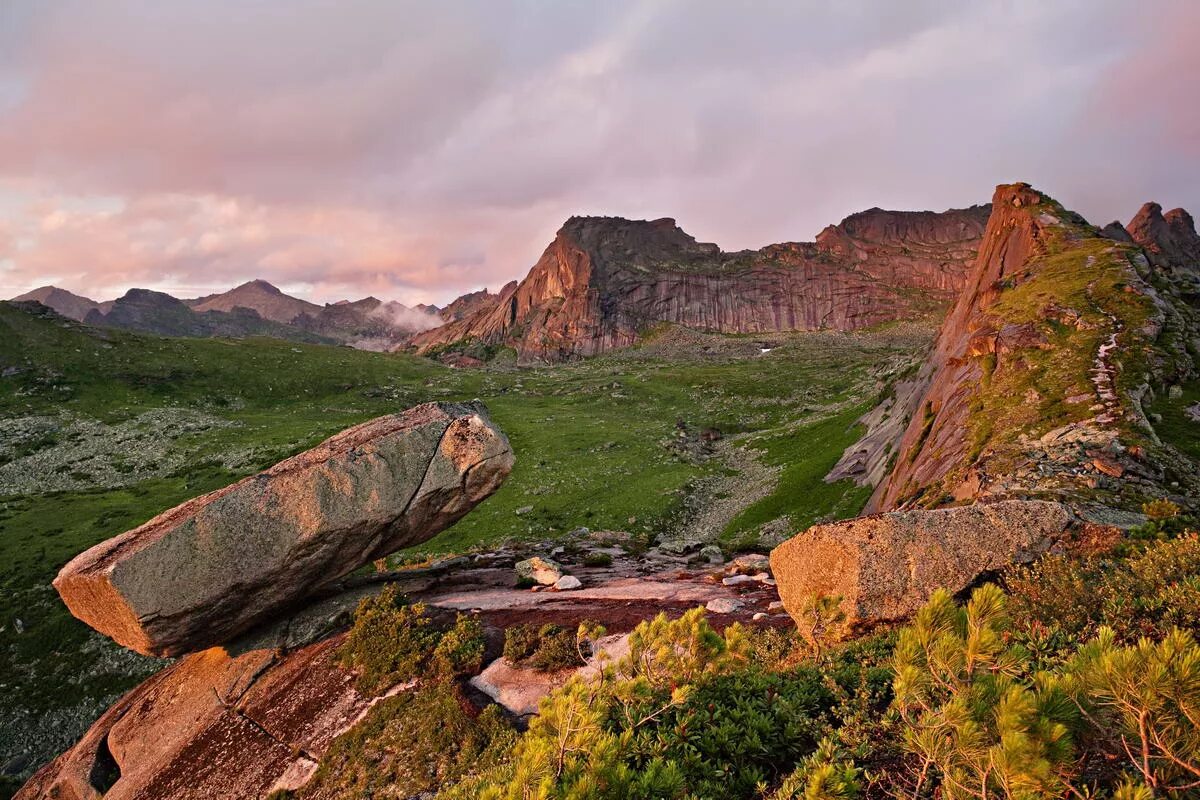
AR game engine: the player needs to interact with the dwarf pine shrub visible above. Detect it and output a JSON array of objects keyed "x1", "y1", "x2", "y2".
[{"x1": 338, "y1": 585, "x2": 485, "y2": 694}]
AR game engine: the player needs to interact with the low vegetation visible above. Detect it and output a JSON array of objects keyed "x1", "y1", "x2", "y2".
[
  {"x1": 297, "y1": 524, "x2": 1200, "y2": 799},
  {"x1": 502, "y1": 622, "x2": 592, "y2": 672},
  {"x1": 337, "y1": 587, "x2": 485, "y2": 694}
]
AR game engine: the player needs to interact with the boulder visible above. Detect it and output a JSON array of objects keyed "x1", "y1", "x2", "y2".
[
  {"x1": 15, "y1": 630, "x2": 373, "y2": 800},
  {"x1": 515, "y1": 557, "x2": 565, "y2": 586},
  {"x1": 53, "y1": 402, "x2": 514, "y2": 657},
  {"x1": 554, "y1": 575, "x2": 582, "y2": 591},
  {"x1": 770, "y1": 500, "x2": 1075, "y2": 629}
]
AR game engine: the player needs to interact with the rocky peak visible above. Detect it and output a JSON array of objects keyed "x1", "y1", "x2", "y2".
[
  {"x1": 1126, "y1": 201, "x2": 1200, "y2": 270},
  {"x1": 556, "y1": 215, "x2": 723, "y2": 265}
]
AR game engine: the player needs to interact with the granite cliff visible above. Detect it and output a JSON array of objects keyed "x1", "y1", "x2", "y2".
[{"x1": 410, "y1": 206, "x2": 991, "y2": 361}]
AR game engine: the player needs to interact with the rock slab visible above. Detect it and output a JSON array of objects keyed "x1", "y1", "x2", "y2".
[
  {"x1": 53, "y1": 401, "x2": 514, "y2": 656},
  {"x1": 770, "y1": 500, "x2": 1074, "y2": 628}
]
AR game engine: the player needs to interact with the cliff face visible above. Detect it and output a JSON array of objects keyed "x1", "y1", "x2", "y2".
[
  {"x1": 866, "y1": 184, "x2": 1200, "y2": 514},
  {"x1": 410, "y1": 206, "x2": 991, "y2": 361}
]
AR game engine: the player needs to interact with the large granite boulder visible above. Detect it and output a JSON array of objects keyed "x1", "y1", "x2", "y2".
[
  {"x1": 770, "y1": 500, "x2": 1075, "y2": 629},
  {"x1": 54, "y1": 402, "x2": 513, "y2": 656}
]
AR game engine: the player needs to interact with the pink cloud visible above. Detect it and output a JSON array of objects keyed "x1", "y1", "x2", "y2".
[{"x1": 1, "y1": 1, "x2": 1197, "y2": 304}]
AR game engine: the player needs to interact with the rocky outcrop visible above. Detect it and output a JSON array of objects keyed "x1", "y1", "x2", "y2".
[
  {"x1": 860, "y1": 183, "x2": 1199, "y2": 513},
  {"x1": 21, "y1": 539, "x2": 780, "y2": 800},
  {"x1": 410, "y1": 206, "x2": 990, "y2": 361},
  {"x1": 54, "y1": 402, "x2": 514, "y2": 656},
  {"x1": 14, "y1": 589, "x2": 384, "y2": 800},
  {"x1": 770, "y1": 500, "x2": 1076, "y2": 628},
  {"x1": 1126, "y1": 202, "x2": 1200, "y2": 271},
  {"x1": 439, "y1": 286, "x2": 513, "y2": 322}
]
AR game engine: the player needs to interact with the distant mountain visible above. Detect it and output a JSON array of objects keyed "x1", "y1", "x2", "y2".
[
  {"x1": 11, "y1": 286, "x2": 112, "y2": 322},
  {"x1": 84, "y1": 288, "x2": 335, "y2": 344},
  {"x1": 10, "y1": 279, "x2": 443, "y2": 349},
  {"x1": 185, "y1": 279, "x2": 323, "y2": 324},
  {"x1": 410, "y1": 205, "x2": 992, "y2": 362}
]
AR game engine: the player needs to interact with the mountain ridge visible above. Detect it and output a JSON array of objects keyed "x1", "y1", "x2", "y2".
[{"x1": 409, "y1": 205, "x2": 992, "y2": 361}]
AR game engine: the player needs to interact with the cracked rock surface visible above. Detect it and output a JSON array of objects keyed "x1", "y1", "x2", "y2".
[{"x1": 52, "y1": 401, "x2": 515, "y2": 656}]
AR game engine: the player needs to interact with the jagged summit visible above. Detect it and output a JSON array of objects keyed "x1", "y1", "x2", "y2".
[
  {"x1": 411, "y1": 204, "x2": 992, "y2": 361},
  {"x1": 1126, "y1": 200, "x2": 1200, "y2": 270}
]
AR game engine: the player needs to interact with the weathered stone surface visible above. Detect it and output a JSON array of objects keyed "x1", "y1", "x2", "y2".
[
  {"x1": 53, "y1": 401, "x2": 514, "y2": 656},
  {"x1": 410, "y1": 206, "x2": 990, "y2": 362},
  {"x1": 770, "y1": 500, "x2": 1074, "y2": 628},
  {"x1": 1126, "y1": 202, "x2": 1200, "y2": 271},
  {"x1": 14, "y1": 632, "x2": 375, "y2": 800}
]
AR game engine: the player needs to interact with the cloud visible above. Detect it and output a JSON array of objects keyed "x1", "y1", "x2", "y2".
[{"x1": 1, "y1": 0, "x2": 1196, "y2": 304}]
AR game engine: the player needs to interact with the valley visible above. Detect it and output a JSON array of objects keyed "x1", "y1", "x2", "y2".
[{"x1": 0, "y1": 302, "x2": 922, "y2": 786}]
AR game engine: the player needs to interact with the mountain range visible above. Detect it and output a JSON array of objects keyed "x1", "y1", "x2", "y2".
[{"x1": 12, "y1": 279, "x2": 444, "y2": 350}]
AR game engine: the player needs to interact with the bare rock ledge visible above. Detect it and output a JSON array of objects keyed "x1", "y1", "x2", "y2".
[
  {"x1": 53, "y1": 401, "x2": 514, "y2": 656},
  {"x1": 770, "y1": 500, "x2": 1076, "y2": 629}
]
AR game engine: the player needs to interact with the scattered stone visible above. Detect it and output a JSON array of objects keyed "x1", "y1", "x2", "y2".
[
  {"x1": 730, "y1": 553, "x2": 770, "y2": 572},
  {"x1": 554, "y1": 575, "x2": 582, "y2": 591},
  {"x1": 752, "y1": 612, "x2": 768, "y2": 621},
  {"x1": 53, "y1": 402, "x2": 514, "y2": 657},
  {"x1": 698, "y1": 544, "x2": 725, "y2": 564},
  {"x1": 770, "y1": 500, "x2": 1078, "y2": 629},
  {"x1": 768, "y1": 601, "x2": 785, "y2": 612},
  {"x1": 705, "y1": 598, "x2": 743, "y2": 614},
  {"x1": 721, "y1": 574, "x2": 755, "y2": 587},
  {"x1": 1092, "y1": 456, "x2": 1125, "y2": 478},
  {"x1": 515, "y1": 557, "x2": 566, "y2": 586},
  {"x1": 515, "y1": 505, "x2": 534, "y2": 516}
]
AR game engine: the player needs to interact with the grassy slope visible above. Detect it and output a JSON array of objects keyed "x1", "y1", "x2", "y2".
[{"x1": 0, "y1": 303, "x2": 919, "y2": 779}]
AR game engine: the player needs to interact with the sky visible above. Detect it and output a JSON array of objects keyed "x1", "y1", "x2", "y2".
[{"x1": 1, "y1": 0, "x2": 1197, "y2": 307}]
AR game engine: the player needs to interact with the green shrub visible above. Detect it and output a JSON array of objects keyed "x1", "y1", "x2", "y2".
[
  {"x1": 620, "y1": 666, "x2": 833, "y2": 796},
  {"x1": 300, "y1": 681, "x2": 515, "y2": 799},
  {"x1": 338, "y1": 586, "x2": 485, "y2": 694},
  {"x1": 892, "y1": 585, "x2": 1080, "y2": 799},
  {"x1": 1067, "y1": 628, "x2": 1200, "y2": 794},
  {"x1": 1007, "y1": 534, "x2": 1200, "y2": 650},
  {"x1": 502, "y1": 623, "x2": 591, "y2": 672},
  {"x1": 582, "y1": 552, "x2": 613, "y2": 568}
]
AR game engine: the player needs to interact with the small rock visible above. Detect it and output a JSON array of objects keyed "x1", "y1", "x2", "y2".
[
  {"x1": 515, "y1": 505, "x2": 534, "y2": 516},
  {"x1": 705, "y1": 598, "x2": 743, "y2": 614},
  {"x1": 554, "y1": 575, "x2": 582, "y2": 591},
  {"x1": 1092, "y1": 457, "x2": 1124, "y2": 478},
  {"x1": 516, "y1": 556, "x2": 565, "y2": 586},
  {"x1": 730, "y1": 553, "x2": 770, "y2": 573},
  {"x1": 1168, "y1": 385, "x2": 1184, "y2": 399},
  {"x1": 698, "y1": 544, "x2": 725, "y2": 564},
  {"x1": 722, "y1": 574, "x2": 755, "y2": 586},
  {"x1": 768, "y1": 601, "x2": 785, "y2": 612},
  {"x1": 752, "y1": 612, "x2": 768, "y2": 621},
  {"x1": 568, "y1": 526, "x2": 590, "y2": 537}
]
